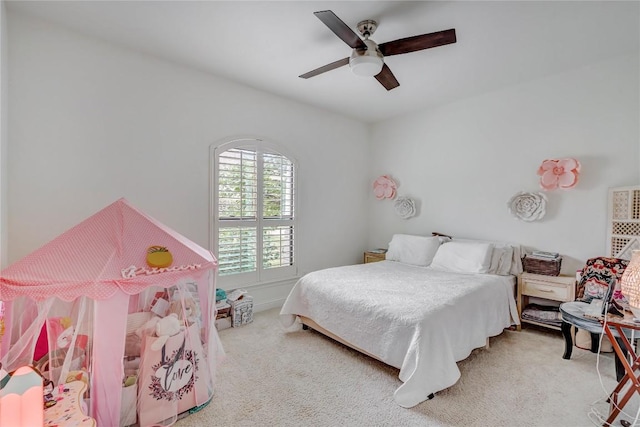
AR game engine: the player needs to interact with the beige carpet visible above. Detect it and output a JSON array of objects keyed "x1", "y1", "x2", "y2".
[{"x1": 177, "y1": 308, "x2": 630, "y2": 427}]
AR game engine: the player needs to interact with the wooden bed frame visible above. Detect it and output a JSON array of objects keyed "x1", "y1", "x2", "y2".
[{"x1": 298, "y1": 315, "x2": 386, "y2": 363}]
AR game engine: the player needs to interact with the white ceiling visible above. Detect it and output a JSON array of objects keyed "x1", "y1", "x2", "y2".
[{"x1": 6, "y1": 1, "x2": 640, "y2": 123}]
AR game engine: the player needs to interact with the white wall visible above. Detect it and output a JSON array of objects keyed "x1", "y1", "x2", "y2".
[
  {"x1": 6, "y1": 9, "x2": 640, "y2": 310},
  {"x1": 0, "y1": 1, "x2": 8, "y2": 269},
  {"x1": 369, "y1": 53, "x2": 640, "y2": 275},
  {"x1": 7, "y1": 12, "x2": 371, "y2": 310}
]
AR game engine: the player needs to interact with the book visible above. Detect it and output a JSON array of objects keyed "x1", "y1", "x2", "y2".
[
  {"x1": 530, "y1": 250, "x2": 560, "y2": 259},
  {"x1": 527, "y1": 255, "x2": 561, "y2": 261},
  {"x1": 368, "y1": 248, "x2": 387, "y2": 254},
  {"x1": 531, "y1": 250, "x2": 559, "y2": 258}
]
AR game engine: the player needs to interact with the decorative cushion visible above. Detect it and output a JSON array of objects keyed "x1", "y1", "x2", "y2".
[
  {"x1": 430, "y1": 241, "x2": 494, "y2": 274},
  {"x1": 487, "y1": 246, "x2": 515, "y2": 276},
  {"x1": 440, "y1": 236, "x2": 522, "y2": 276},
  {"x1": 126, "y1": 311, "x2": 155, "y2": 334},
  {"x1": 577, "y1": 257, "x2": 629, "y2": 302},
  {"x1": 386, "y1": 234, "x2": 441, "y2": 266}
]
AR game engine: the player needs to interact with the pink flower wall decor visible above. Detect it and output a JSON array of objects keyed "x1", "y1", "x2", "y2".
[
  {"x1": 537, "y1": 158, "x2": 581, "y2": 191},
  {"x1": 373, "y1": 175, "x2": 397, "y2": 200}
]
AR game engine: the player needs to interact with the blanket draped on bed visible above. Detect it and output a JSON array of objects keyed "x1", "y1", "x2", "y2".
[{"x1": 280, "y1": 261, "x2": 519, "y2": 408}]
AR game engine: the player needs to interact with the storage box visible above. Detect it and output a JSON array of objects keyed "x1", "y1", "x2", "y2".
[
  {"x1": 522, "y1": 255, "x2": 562, "y2": 276},
  {"x1": 215, "y1": 301, "x2": 231, "y2": 320},
  {"x1": 229, "y1": 296, "x2": 253, "y2": 327},
  {"x1": 215, "y1": 317, "x2": 232, "y2": 331}
]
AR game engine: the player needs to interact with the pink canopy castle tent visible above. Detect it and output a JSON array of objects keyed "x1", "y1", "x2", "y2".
[{"x1": 0, "y1": 198, "x2": 223, "y2": 426}]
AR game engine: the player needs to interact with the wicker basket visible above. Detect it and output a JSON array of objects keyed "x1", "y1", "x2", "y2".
[{"x1": 522, "y1": 255, "x2": 562, "y2": 276}]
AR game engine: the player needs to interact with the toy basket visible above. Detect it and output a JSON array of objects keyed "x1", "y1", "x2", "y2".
[{"x1": 522, "y1": 255, "x2": 562, "y2": 276}]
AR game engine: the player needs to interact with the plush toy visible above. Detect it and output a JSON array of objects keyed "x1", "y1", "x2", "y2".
[
  {"x1": 168, "y1": 298, "x2": 200, "y2": 327},
  {"x1": 146, "y1": 246, "x2": 173, "y2": 269},
  {"x1": 150, "y1": 313, "x2": 183, "y2": 351},
  {"x1": 215, "y1": 288, "x2": 227, "y2": 302},
  {"x1": 135, "y1": 316, "x2": 160, "y2": 340},
  {"x1": 57, "y1": 326, "x2": 75, "y2": 349},
  {"x1": 66, "y1": 369, "x2": 89, "y2": 386}
]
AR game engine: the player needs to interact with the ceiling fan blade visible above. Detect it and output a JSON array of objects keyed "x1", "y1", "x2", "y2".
[
  {"x1": 378, "y1": 29, "x2": 456, "y2": 56},
  {"x1": 299, "y1": 57, "x2": 349, "y2": 79},
  {"x1": 375, "y1": 64, "x2": 400, "y2": 91},
  {"x1": 314, "y1": 10, "x2": 367, "y2": 50}
]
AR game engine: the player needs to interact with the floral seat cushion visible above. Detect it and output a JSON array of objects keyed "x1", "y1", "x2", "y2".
[{"x1": 577, "y1": 256, "x2": 628, "y2": 302}]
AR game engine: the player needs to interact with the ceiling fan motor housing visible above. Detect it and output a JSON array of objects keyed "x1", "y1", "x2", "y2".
[
  {"x1": 357, "y1": 19, "x2": 378, "y2": 38},
  {"x1": 349, "y1": 39, "x2": 384, "y2": 77}
]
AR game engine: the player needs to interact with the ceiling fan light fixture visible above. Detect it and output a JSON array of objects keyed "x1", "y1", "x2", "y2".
[
  {"x1": 350, "y1": 55, "x2": 384, "y2": 77},
  {"x1": 349, "y1": 39, "x2": 384, "y2": 77}
]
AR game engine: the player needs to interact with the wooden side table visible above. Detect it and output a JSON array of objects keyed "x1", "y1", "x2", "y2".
[
  {"x1": 601, "y1": 314, "x2": 640, "y2": 426},
  {"x1": 517, "y1": 273, "x2": 575, "y2": 331},
  {"x1": 364, "y1": 250, "x2": 386, "y2": 264}
]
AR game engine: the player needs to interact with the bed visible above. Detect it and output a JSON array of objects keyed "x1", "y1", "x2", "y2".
[{"x1": 280, "y1": 234, "x2": 521, "y2": 408}]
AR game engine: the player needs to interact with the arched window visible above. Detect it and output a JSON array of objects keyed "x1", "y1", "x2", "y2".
[{"x1": 211, "y1": 138, "x2": 297, "y2": 286}]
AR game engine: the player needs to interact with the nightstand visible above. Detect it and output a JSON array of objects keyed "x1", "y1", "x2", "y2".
[
  {"x1": 364, "y1": 251, "x2": 386, "y2": 264},
  {"x1": 517, "y1": 272, "x2": 576, "y2": 331}
]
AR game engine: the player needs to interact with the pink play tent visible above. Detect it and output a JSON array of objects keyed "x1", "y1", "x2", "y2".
[{"x1": 0, "y1": 198, "x2": 223, "y2": 426}]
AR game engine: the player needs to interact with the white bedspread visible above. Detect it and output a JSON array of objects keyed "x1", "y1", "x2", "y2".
[{"x1": 280, "y1": 260, "x2": 519, "y2": 408}]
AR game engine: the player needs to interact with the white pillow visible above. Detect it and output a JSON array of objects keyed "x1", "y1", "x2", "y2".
[
  {"x1": 488, "y1": 246, "x2": 514, "y2": 276},
  {"x1": 498, "y1": 246, "x2": 515, "y2": 275},
  {"x1": 430, "y1": 241, "x2": 494, "y2": 274},
  {"x1": 386, "y1": 234, "x2": 441, "y2": 266},
  {"x1": 452, "y1": 238, "x2": 522, "y2": 276}
]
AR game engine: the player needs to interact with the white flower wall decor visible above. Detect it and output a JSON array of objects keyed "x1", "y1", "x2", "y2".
[
  {"x1": 394, "y1": 197, "x2": 416, "y2": 219},
  {"x1": 507, "y1": 191, "x2": 547, "y2": 222}
]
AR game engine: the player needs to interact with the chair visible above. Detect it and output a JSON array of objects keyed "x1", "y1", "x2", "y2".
[
  {"x1": 576, "y1": 256, "x2": 629, "y2": 303},
  {"x1": 562, "y1": 256, "x2": 628, "y2": 355}
]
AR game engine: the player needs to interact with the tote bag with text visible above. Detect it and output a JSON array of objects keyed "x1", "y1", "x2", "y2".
[{"x1": 137, "y1": 323, "x2": 211, "y2": 427}]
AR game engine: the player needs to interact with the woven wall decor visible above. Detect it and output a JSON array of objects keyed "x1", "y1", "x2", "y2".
[
  {"x1": 507, "y1": 191, "x2": 547, "y2": 222},
  {"x1": 394, "y1": 197, "x2": 416, "y2": 219}
]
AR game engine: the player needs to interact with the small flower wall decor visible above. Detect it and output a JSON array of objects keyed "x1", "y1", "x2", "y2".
[
  {"x1": 373, "y1": 175, "x2": 397, "y2": 200},
  {"x1": 394, "y1": 197, "x2": 416, "y2": 219},
  {"x1": 507, "y1": 191, "x2": 547, "y2": 222},
  {"x1": 537, "y1": 158, "x2": 581, "y2": 191}
]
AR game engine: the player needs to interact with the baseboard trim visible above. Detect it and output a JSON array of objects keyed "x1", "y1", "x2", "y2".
[
  {"x1": 255, "y1": 298, "x2": 286, "y2": 313},
  {"x1": 223, "y1": 277, "x2": 297, "y2": 314}
]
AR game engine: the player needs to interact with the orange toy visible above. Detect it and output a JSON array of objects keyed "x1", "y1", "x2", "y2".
[{"x1": 146, "y1": 246, "x2": 173, "y2": 268}]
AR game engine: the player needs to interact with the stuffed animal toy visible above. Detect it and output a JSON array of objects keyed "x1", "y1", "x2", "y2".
[
  {"x1": 168, "y1": 298, "x2": 200, "y2": 327},
  {"x1": 150, "y1": 313, "x2": 183, "y2": 351},
  {"x1": 66, "y1": 369, "x2": 89, "y2": 386},
  {"x1": 135, "y1": 316, "x2": 160, "y2": 340}
]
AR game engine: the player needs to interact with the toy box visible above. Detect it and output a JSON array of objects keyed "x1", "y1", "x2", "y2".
[{"x1": 230, "y1": 295, "x2": 253, "y2": 327}]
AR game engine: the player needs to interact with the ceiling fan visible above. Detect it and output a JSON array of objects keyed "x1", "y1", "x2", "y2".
[{"x1": 299, "y1": 10, "x2": 456, "y2": 91}]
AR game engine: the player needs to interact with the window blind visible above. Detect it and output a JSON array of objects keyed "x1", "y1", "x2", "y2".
[{"x1": 215, "y1": 143, "x2": 296, "y2": 280}]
